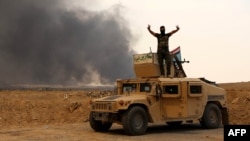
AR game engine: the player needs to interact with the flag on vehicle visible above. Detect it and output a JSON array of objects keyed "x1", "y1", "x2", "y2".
[{"x1": 170, "y1": 46, "x2": 181, "y2": 62}]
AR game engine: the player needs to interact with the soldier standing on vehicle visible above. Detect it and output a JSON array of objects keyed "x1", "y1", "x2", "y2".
[{"x1": 147, "y1": 24, "x2": 180, "y2": 77}]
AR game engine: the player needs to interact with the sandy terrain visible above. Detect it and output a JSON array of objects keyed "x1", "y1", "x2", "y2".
[
  {"x1": 219, "y1": 82, "x2": 250, "y2": 125},
  {"x1": 0, "y1": 81, "x2": 249, "y2": 140}
]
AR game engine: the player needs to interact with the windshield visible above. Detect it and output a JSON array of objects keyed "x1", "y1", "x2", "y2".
[{"x1": 122, "y1": 83, "x2": 151, "y2": 94}]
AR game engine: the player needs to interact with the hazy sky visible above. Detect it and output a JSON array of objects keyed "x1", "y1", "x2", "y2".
[
  {"x1": 74, "y1": 0, "x2": 250, "y2": 83},
  {"x1": 1, "y1": 0, "x2": 249, "y2": 86}
]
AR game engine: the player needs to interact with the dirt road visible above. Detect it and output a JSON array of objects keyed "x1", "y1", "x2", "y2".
[
  {"x1": 1, "y1": 81, "x2": 250, "y2": 141},
  {"x1": 0, "y1": 122, "x2": 223, "y2": 141}
]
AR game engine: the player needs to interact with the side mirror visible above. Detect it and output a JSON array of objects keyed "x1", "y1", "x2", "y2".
[
  {"x1": 155, "y1": 84, "x2": 162, "y2": 100},
  {"x1": 113, "y1": 86, "x2": 118, "y2": 95}
]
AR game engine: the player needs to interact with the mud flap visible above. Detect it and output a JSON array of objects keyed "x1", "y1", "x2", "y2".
[{"x1": 222, "y1": 108, "x2": 229, "y2": 125}]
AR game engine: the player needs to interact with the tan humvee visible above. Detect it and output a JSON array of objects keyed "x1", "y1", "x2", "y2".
[{"x1": 89, "y1": 51, "x2": 228, "y2": 135}]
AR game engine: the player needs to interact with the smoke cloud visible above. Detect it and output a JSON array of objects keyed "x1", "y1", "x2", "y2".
[{"x1": 0, "y1": 0, "x2": 136, "y2": 86}]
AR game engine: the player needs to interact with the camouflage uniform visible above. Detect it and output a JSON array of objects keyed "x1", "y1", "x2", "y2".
[{"x1": 156, "y1": 33, "x2": 172, "y2": 76}]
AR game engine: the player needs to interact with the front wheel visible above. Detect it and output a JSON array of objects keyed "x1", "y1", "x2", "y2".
[
  {"x1": 200, "y1": 103, "x2": 222, "y2": 129},
  {"x1": 122, "y1": 106, "x2": 148, "y2": 135},
  {"x1": 89, "y1": 112, "x2": 113, "y2": 132}
]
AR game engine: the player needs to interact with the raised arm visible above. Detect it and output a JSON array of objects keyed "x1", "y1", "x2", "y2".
[
  {"x1": 170, "y1": 25, "x2": 180, "y2": 35},
  {"x1": 147, "y1": 24, "x2": 157, "y2": 37}
]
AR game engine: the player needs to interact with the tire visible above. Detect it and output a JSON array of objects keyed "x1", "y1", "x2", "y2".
[
  {"x1": 122, "y1": 106, "x2": 148, "y2": 135},
  {"x1": 89, "y1": 112, "x2": 112, "y2": 132},
  {"x1": 200, "y1": 103, "x2": 222, "y2": 129}
]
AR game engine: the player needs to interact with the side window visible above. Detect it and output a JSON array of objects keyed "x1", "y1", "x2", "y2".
[
  {"x1": 190, "y1": 85, "x2": 202, "y2": 94},
  {"x1": 163, "y1": 85, "x2": 178, "y2": 94},
  {"x1": 140, "y1": 83, "x2": 151, "y2": 92}
]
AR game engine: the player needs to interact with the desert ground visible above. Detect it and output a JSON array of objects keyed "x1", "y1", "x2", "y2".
[{"x1": 0, "y1": 81, "x2": 249, "y2": 141}]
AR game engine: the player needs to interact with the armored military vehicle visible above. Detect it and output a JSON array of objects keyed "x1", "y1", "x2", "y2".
[{"x1": 89, "y1": 47, "x2": 228, "y2": 135}]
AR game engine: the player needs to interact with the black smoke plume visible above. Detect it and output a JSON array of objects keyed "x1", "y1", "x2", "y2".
[{"x1": 0, "y1": 0, "x2": 135, "y2": 86}]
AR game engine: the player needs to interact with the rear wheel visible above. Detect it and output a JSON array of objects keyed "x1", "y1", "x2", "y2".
[
  {"x1": 200, "y1": 103, "x2": 222, "y2": 129},
  {"x1": 89, "y1": 112, "x2": 112, "y2": 132},
  {"x1": 122, "y1": 106, "x2": 148, "y2": 135}
]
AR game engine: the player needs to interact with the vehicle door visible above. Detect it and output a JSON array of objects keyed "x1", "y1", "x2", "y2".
[
  {"x1": 161, "y1": 81, "x2": 188, "y2": 119},
  {"x1": 187, "y1": 81, "x2": 205, "y2": 117}
]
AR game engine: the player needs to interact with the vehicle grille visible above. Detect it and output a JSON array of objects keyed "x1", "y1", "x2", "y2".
[
  {"x1": 92, "y1": 102, "x2": 113, "y2": 111},
  {"x1": 95, "y1": 103, "x2": 107, "y2": 110}
]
